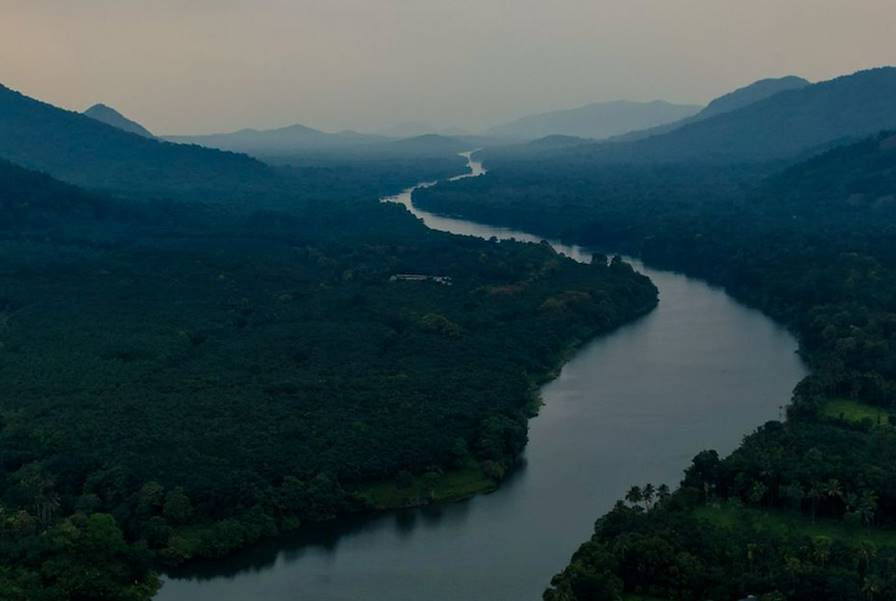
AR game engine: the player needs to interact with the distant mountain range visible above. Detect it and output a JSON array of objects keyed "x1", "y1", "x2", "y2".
[
  {"x1": 166, "y1": 124, "x2": 389, "y2": 155},
  {"x1": 487, "y1": 100, "x2": 702, "y2": 141},
  {"x1": 526, "y1": 135, "x2": 593, "y2": 149},
  {"x1": 612, "y1": 75, "x2": 810, "y2": 142},
  {"x1": 373, "y1": 121, "x2": 473, "y2": 139},
  {"x1": 568, "y1": 67, "x2": 896, "y2": 163},
  {"x1": 83, "y1": 103, "x2": 155, "y2": 138}
]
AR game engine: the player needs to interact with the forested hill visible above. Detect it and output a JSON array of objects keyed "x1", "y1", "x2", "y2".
[
  {"x1": 0, "y1": 158, "x2": 118, "y2": 226},
  {"x1": 0, "y1": 83, "x2": 278, "y2": 204},
  {"x1": 763, "y1": 130, "x2": 896, "y2": 209},
  {"x1": 549, "y1": 67, "x2": 896, "y2": 163}
]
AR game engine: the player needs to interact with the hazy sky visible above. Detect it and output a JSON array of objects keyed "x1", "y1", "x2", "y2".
[{"x1": 2, "y1": 0, "x2": 895, "y2": 134}]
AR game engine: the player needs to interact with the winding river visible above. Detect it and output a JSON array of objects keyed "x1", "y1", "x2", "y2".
[{"x1": 157, "y1": 153, "x2": 806, "y2": 601}]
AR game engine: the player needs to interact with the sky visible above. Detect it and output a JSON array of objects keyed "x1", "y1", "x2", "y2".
[{"x1": 2, "y1": 0, "x2": 895, "y2": 135}]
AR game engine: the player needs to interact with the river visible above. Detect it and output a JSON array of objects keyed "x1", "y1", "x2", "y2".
[{"x1": 156, "y1": 152, "x2": 806, "y2": 601}]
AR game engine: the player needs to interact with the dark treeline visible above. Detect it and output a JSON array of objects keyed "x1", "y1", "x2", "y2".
[
  {"x1": 416, "y1": 132, "x2": 896, "y2": 600},
  {"x1": 0, "y1": 154, "x2": 657, "y2": 600}
]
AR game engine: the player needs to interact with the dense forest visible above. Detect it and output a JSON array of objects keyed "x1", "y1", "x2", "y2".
[
  {"x1": 0, "y1": 153, "x2": 657, "y2": 600},
  {"x1": 416, "y1": 131, "x2": 896, "y2": 600}
]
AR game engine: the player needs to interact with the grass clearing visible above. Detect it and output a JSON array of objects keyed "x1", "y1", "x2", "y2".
[
  {"x1": 695, "y1": 503, "x2": 896, "y2": 547},
  {"x1": 354, "y1": 462, "x2": 497, "y2": 510},
  {"x1": 821, "y1": 398, "x2": 891, "y2": 426}
]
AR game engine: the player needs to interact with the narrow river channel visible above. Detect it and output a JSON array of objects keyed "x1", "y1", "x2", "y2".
[{"x1": 156, "y1": 153, "x2": 807, "y2": 601}]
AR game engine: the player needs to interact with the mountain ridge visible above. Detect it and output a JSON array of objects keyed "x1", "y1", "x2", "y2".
[
  {"x1": 569, "y1": 67, "x2": 896, "y2": 163},
  {"x1": 166, "y1": 123, "x2": 389, "y2": 155},
  {"x1": 611, "y1": 75, "x2": 810, "y2": 142},
  {"x1": 0, "y1": 83, "x2": 276, "y2": 204}
]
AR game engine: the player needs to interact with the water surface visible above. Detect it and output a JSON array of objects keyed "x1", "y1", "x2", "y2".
[{"x1": 157, "y1": 154, "x2": 806, "y2": 601}]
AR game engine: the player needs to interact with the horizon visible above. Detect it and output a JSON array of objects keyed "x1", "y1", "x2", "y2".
[{"x1": 3, "y1": 0, "x2": 895, "y2": 135}]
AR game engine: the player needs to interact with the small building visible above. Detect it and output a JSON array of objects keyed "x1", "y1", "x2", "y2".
[{"x1": 389, "y1": 274, "x2": 452, "y2": 285}]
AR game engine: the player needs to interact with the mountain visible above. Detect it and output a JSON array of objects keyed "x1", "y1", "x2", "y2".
[
  {"x1": 0, "y1": 83, "x2": 276, "y2": 204},
  {"x1": 613, "y1": 76, "x2": 810, "y2": 142},
  {"x1": 166, "y1": 124, "x2": 388, "y2": 156},
  {"x1": 574, "y1": 67, "x2": 896, "y2": 163},
  {"x1": 487, "y1": 100, "x2": 702, "y2": 141},
  {"x1": 83, "y1": 103, "x2": 155, "y2": 138}
]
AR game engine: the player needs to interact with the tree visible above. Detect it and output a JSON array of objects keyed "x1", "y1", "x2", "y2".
[
  {"x1": 136, "y1": 481, "x2": 165, "y2": 518},
  {"x1": 395, "y1": 470, "x2": 414, "y2": 489},
  {"x1": 858, "y1": 491, "x2": 878, "y2": 526},
  {"x1": 625, "y1": 486, "x2": 643, "y2": 510},
  {"x1": 749, "y1": 481, "x2": 768, "y2": 506},
  {"x1": 824, "y1": 478, "x2": 843, "y2": 515},
  {"x1": 807, "y1": 481, "x2": 823, "y2": 522},
  {"x1": 642, "y1": 484, "x2": 656, "y2": 511},
  {"x1": 163, "y1": 488, "x2": 194, "y2": 524}
]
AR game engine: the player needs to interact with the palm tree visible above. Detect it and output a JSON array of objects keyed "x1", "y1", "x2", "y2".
[
  {"x1": 824, "y1": 479, "x2": 843, "y2": 515},
  {"x1": 657, "y1": 484, "x2": 671, "y2": 505},
  {"x1": 862, "y1": 574, "x2": 882, "y2": 601},
  {"x1": 858, "y1": 491, "x2": 878, "y2": 527},
  {"x1": 856, "y1": 541, "x2": 878, "y2": 576},
  {"x1": 625, "y1": 486, "x2": 643, "y2": 510},
  {"x1": 807, "y1": 481, "x2": 823, "y2": 522},
  {"x1": 642, "y1": 483, "x2": 656, "y2": 511},
  {"x1": 811, "y1": 536, "x2": 832, "y2": 567}
]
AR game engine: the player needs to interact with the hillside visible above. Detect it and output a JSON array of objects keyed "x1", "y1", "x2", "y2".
[
  {"x1": 487, "y1": 100, "x2": 701, "y2": 141},
  {"x1": 576, "y1": 67, "x2": 896, "y2": 163},
  {"x1": 765, "y1": 130, "x2": 896, "y2": 207},
  {"x1": 0, "y1": 83, "x2": 276, "y2": 204},
  {"x1": 84, "y1": 103, "x2": 155, "y2": 137},
  {"x1": 0, "y1": 157, "x2": 129, "y2": 227},
  {"x1": 613, "y1": 75, "x2": 810, "y2": 142}
]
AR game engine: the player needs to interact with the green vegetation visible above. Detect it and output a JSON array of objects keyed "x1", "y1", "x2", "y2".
[
  {"x1": 0, "y1": 150, "x2": 657, "y2": 600},
  {"x1": 545, "y1": 489, "x2": 896, "y2": 601}
]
